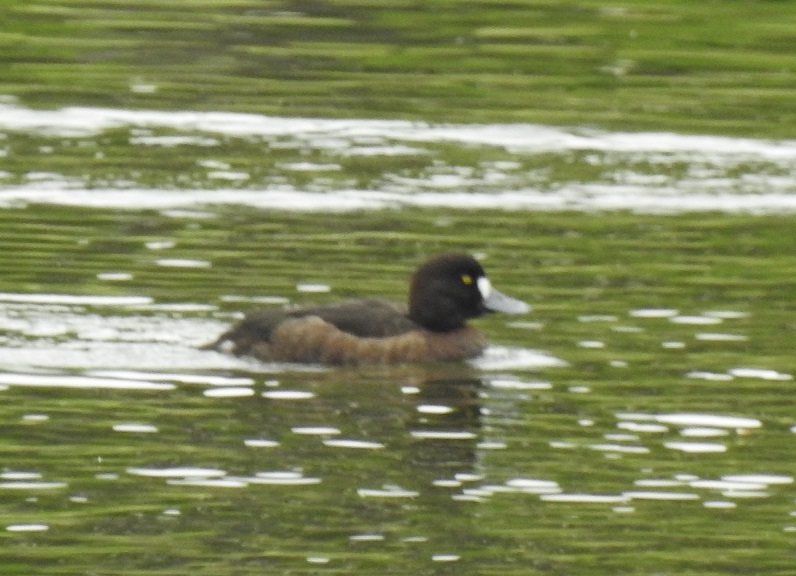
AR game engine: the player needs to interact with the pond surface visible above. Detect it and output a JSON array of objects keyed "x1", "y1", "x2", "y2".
[
  {"x1": 0, "y1": 102, "x2": 795, "y2": 575},
  {"x1": 1, "y1": 101, "x2": 795, "y2": 213}
]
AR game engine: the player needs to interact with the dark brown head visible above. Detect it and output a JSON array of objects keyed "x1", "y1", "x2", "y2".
[{"x1": 408, "y1": 253, "x2": 530, "y2": 332}]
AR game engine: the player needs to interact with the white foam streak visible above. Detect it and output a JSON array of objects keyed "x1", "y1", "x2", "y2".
[
  {"x1": 127, "y1": 467, "x2": 226, "y2": 478},
  {"x1": 0, "y1": 293, "x2": 152, "y2": 306},
  {"x1": 541, "y1": 493, "x2": 629, "y2": 504},
  {"x1": 90, "y1": 371, "x2": 254, "y2": 386},
  {"x1": 13, "y1": 185, "x2": 790, "y2": 214},
  {"x1": 358, "y1": 487, "x2": 419, "y2": 498},
  {"x1": 654, "y1": 414, "x2": 762, "y2": 429},
  {"x1": 0, "y1": 373, "x2": 175, "y2": 391},
  {"x1": 6, "y1": 524, "x2": 50, "y2": 532},
  {"x1": 2, "y1": 103, "x2": 793, "y2": 159},
  {"x1": 323, "y1": 439, "x2": 385, "y2": 449},
  {"x1": 1, "y1": 103, "x2": 795, "y2": 214},
  {"x1": 618, "y1": 412, "x2": 762, "y2": 430},
  {"x1": 471, "y1": 346, "x2": 568, "y2": 370}
]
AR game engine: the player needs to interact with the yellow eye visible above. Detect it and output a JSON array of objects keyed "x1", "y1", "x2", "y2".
[{"x1": 461, "y1": 274, "x2": 473, "y2": 285}]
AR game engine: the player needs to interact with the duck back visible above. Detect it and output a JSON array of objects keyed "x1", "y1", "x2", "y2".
[{"x1": 203, "y1": 297, "x2": 486, "y2": 365}]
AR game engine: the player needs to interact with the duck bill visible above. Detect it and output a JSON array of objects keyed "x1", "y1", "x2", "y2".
[
  {"x1": 478, "y1": 277, "x2": 531, "y2": 314},
  {"x1": 483, "y1": 288, "x2": 531, "y2": 314}
]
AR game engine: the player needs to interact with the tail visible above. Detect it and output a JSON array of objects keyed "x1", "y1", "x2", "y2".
[{"x1": 198, "y1": 332, "x2": 230, "y2": 351}]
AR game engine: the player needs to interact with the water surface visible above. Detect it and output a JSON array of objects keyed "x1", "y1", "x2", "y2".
[
  {"x1": 0, "y1": 197, "x2": 794, "y2": 575},
  {"x1": 1, "y1": 102, "x2": 795, "y2": 213},
  {"x1": 1, "y1": 2, "x2": 795, "y2": 570}
]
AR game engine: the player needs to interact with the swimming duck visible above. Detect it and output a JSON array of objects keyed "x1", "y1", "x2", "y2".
[{"x1": 203, "y1": 253, "x2": 530, "y2": 365}]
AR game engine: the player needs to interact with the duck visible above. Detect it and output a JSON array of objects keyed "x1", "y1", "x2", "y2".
[{"x1": 202, "y1": 253, "x2": 530, "y2": 366}]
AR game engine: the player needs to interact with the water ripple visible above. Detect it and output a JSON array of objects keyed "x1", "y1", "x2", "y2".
[{"x1": 1, "y1": 103, "x2": 794, "y2": 213}]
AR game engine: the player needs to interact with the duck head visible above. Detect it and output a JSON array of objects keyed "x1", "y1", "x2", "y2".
[{"x1": 408, "y1": 253, "x2": 530, "y2": 332}]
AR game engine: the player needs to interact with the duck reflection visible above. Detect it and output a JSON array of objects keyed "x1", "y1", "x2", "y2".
[{"x1": 405, "y1": 373, "x2": 484, "y2": 473}]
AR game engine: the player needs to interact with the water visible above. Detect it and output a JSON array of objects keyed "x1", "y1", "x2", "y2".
[
  {"x1": 0, "y1": 192, "x2": 794, "y2": 574},
  {"x1": 1, "y1": 34, "x2": 795, "y2": 576},
  {"x1": 1, "y1": 102, "x2": 795, "y2": 213}
]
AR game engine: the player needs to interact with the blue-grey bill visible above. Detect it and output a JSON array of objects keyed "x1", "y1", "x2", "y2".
[{"x1": 483, "y1": 288, "x2": 531, "y2": 314}]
